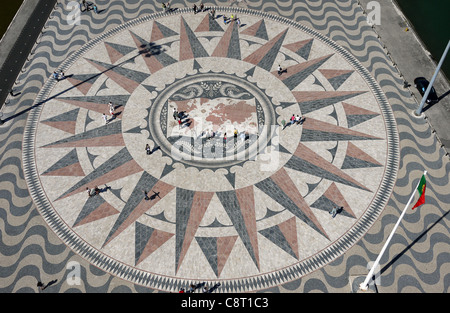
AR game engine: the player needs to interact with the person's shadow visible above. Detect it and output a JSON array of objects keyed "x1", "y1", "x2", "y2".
[{"x1": 149, "y1": 191, "x2": 161, "y2": 200}]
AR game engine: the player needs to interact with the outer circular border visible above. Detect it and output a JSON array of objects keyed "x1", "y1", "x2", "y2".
[{"x1": 23, "y1": 7, "x2": 399, "y2": 292}]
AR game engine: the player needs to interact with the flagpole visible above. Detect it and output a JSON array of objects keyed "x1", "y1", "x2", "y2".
[{"x1": 359, "y1": 170, "x2": 427, "y2": 291}]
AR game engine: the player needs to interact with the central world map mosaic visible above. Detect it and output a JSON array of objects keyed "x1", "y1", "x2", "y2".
[{"x1": 22, "y1": 8, "x2": 399, "y2": 292}]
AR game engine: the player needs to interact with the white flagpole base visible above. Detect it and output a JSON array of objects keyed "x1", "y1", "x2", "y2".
[{"x1": 359, "y1": 282, "x2": 369, "y2": 291}]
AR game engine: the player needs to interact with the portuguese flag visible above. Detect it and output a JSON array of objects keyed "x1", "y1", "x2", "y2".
[{"x1": 411, "y1": 174, "x2": 426, "y2": 210}]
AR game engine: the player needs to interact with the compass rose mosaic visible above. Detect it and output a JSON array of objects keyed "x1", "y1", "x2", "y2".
[{"x1": 23, "y1": 8, "x2": 399, "y2": 292}]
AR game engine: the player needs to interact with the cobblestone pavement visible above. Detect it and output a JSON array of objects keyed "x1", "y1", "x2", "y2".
[{"x1": 0, "y1": 0, "x2": 448, "y2": 293}]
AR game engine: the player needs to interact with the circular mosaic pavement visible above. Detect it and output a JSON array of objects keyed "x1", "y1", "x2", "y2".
[{"x1": 23, "y1": 8, "x2": 399, "y2": 291}]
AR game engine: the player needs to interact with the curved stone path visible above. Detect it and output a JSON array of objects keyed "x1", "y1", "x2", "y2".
[{"x1": 0, "y1": 0, "x2": 448, "y2": 293}]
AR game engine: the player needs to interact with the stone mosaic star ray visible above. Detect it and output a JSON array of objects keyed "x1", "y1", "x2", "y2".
[{"x1": 103, "y1": 171, "x2": 174, "y2": 248}]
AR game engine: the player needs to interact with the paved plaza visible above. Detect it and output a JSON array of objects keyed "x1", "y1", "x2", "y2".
[{"x1": 0, "y1": 0, "x2": 449, "y2": 293}]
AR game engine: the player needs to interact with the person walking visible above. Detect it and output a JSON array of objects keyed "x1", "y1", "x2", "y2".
[
  {"x1": 109, "y1": 102, "x2": 115, "y2": 116},
  {"x1": 103, "y1": 113, "x2": 108, "y2": 124},
  {"x1": 329, "y1": 206, "x2": 339, "y2": 218},
  {"x1": 277, "y1": 64, "x2": 283, "y2": 76},
  {"x1": 173, "y1": 107, "x2": 178, "y2": 120},
  {"x1": 291, "y1": 114, "x2": 296, "y2": 124}
]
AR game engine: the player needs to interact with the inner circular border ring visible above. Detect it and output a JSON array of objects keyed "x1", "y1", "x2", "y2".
[
  {"x1": 147, "y1": 72, "x2": 276, "y2": 168},
  {"x1": 22, "y1": 7, "x2": 399, "y2": 292}
]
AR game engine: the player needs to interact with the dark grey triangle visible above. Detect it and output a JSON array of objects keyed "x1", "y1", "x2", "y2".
[
  {"x1": 278, "y1": 102, "x2": 297, "y2": 109},
  {"x1": 135, "y1": 222, "x2": 155, "y2": 265},
  {"x1": 105, "y1": 42, "x2": 136, "y2": 57},
  {"x1": 255, "y1": 20, "x2": 269, "y2": 41},
  {"x1": 297, "y1": 39, "x2": 313, "y2": 60},
  {"x1": 85, "y1": 113, "x2": 95, "y2": 128},
  {"x1": 195, "y1": 237, "x2": 218, "y2": 277},
  {"x1": 154, "y1": 21, "x2": 179, "y2": 38},
  {"x1": 254, "y1": 178, "x2": 328, "y2": 239},
  {"x1": 96, "y1": 79, "x2": 110, "y2": 94},
  {"x1": 42, "y1": 149, "x2": 80, "y2": 175},
  {"x1": 225, "y1": 171, "x2": 235, "y2": 188},
  {"x1": 42, "y1": 121, "x2": 122, "y2": 148},
  {"x1": 208, "y1": 15, "x2": 224, "y2": 32},
  {"x1": 341, "y1": 155, "x2": 382, "y2": 169},
  {"x1": 346, "y1": 114, "x2": 378, "y2": 128},
  {"x1": 86, "y1": 58, "x2": 149, "y2": 84},
  {"x1": 227, "y1": 22, "x2": 241, "y2": 60},
  {"x1": 278, "y1": 144, "x2": 291, "y2": 155},
  {"x1": 124, "y1": 126, "x2": 144, "y2": 134},
  {"x1": 153, "y1": 51, "x2": 177, "y2": 67},
  {"x1": 68, "y1": 74, "x2": 101, "y2": 85},
  {"x1": 182, "y1": 17, "x2": 209, "y2": 58},
  {"x1": 311, "y1": 195, "x2": 354, "y2": 218},
  {"x1": 160, "y1": 163, "x2": 175, "y2": 179},
  {"x1": 86, "y1": 149, "x2": 98, "y2": 167},
  {"x1": 193, "y1": 59, "x2": 202, "y2": 71},
  {"x1": 147, "y1": 211, "x2": 171, "y2": 223},
  {"x1": 109, "y1": 187, "x2": 124, "y2": 201},
  {"x1": 245, "y1": 66, "x2": 256, "y2": 77},
  {"x1": 216, "y1": 190, "x2": 259, "y2": 269},
  {"x1": 328, "y1": 72, "x2": 353, "y2": 90},
  {"x1": 257, "y1": 30, "x2": 288, "y2": 71},
  {"x1": 300, "y1": 129, "x2": 380, "y2": 142},
  {"x1": 285, "y1": 155, "x2": 370, "y2": 191},
  {"x1": 41, "y1": 108, "x2": 79, "y2": 123},
  {"x1": 258, "y1": 207, "x2": 282, "y2": 221},
  {"x1": 56, "y1": 147, "x2": 134, "y2": 200},
  {"x1": 142, "y1": 84, "x2": 158, "y2": 95},
  {"x1": 259, "y1": 225, "x2": 297, "y2": 260},
  {"x1": 175, "y1": 188, "x2": 195, "y2": 272},
  {"x1": 73, "y1": 195, "x2": 106, "y2": 227},
  {"x1": 57, "y1": 95, "x2": 131, "y2": 107},
  {"x1": 298, "y1": 91, "x2": 366, "y2": 115},
  {"x1": 312, "y1": 75, "x2": 324, "y2": 88},
  {"x1": 129, "y1": 30, "x2": 149, "y2": 49},
  {"x1": 103, "y1": 171, "x2": 158, "y2": 247},
  {"x1": 327, "y1": 143, "x2": 339, "y2": 161},
  {"x1": 282, "y1": 55, "x2": 333, "y2": 90},
  {"x1": 306, "y1": 181, "x2": 320, "y2": 196}
]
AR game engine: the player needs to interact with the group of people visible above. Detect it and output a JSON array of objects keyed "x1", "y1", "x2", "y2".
[
  {"x1": 223, "y1": 14, "x2": 241, "y2": 25},
  {"x1": 284, "y1": 114, "x2": 305, "y2": 129},
  {"x1": 193, "y1": 2, "x2": 206, "y2": 14},
  {"x1": 162, "y1": 2, "x2": 172, "y2": 12},
  {"x1": 102, "y1": 102, "x2": 117, "y2": 124},
  {"x1": 86, "y1": 186, "x2": 101, "y2": 197},
  {"x1": 179, "y1": 282, "x2": 221, "y2": 293},
  {"x1": 52, "y1": 70, "x2": 66, "y2": 81},
  {"x1": 81, "y1": 0, "x2": 99, "y2": 13},
  {"x1": 173, "y1": 107, "x2": 190, "y2": 129}
]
